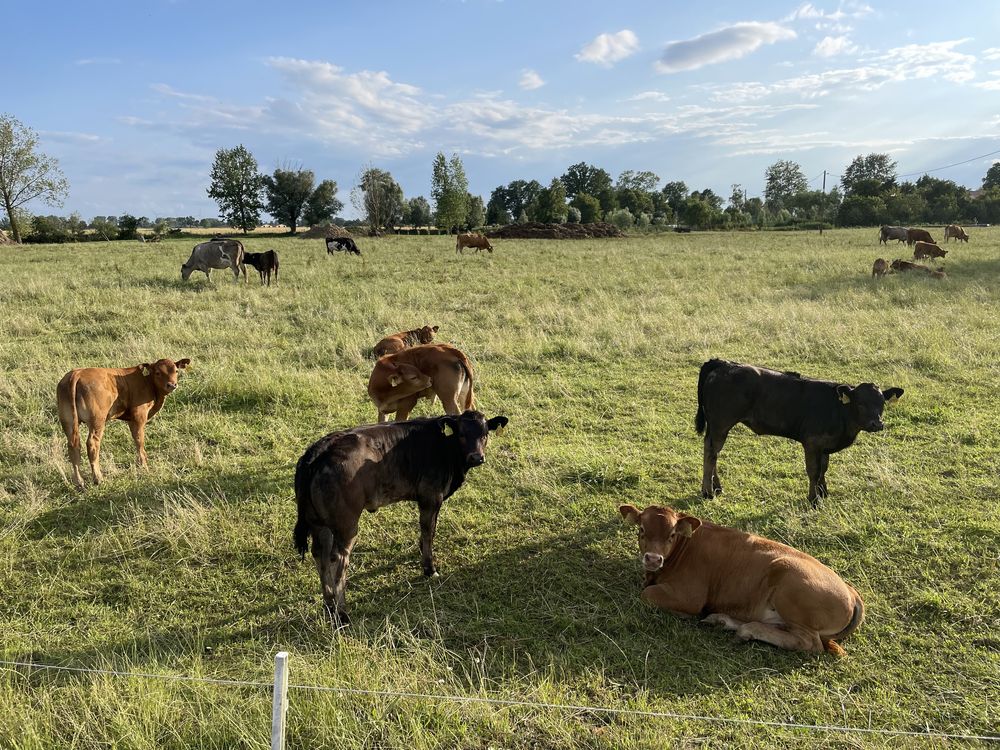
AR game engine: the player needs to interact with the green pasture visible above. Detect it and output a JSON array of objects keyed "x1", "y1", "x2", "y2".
[{"x1": 0, "y1": 229, "x2": 997, "y2": 748}]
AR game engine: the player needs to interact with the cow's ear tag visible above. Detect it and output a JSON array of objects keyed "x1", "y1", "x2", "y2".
[
  {"x1": 389, "y1": 375, "x2": 402, "y2": 387},
  {"x1": 678, "y1": 522, "x2": 694, "y2": 538},
  {"x1": 839, "y1": 392, "x2": 851, "y2": 405},
  {"x1": 886, "y1": 394, "x2": 898, "y2": 404},
  {"x1": 442, "y1": 423, "x2": 455, "y2": 437}
]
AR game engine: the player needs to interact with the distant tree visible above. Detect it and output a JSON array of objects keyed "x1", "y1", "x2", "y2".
[
  {"x1": 152, "y1": 218, "x2": 171, "y2": 238},
  {"x1": 207, "y1": 145, "x2": 266, "y2": 233},
  {"x1": 841, "y1": 153, "x2": 897, "y2": 197},
  {"x1": 608, "y1": 208, "x2": 634, "y2": 229},
  {"x1": 68, "y1": 212, "x2": 87, "y2": 240},
  {"x1": 0, "y1": 114, "x2": 69, "y2": 243},
  {"x1": 728, "y1": 184, "x2": 746, "y2": 212},
  {"x1": 431, "y1": 152, "x2": 469, "y2": 231},
  {"x1": 983, "y1": 162, "x2": 1000, "y2": 191},
  {"x1": 302, "y1": 179, "x2": 344, "y2": 227},
  {"x1": 91, "y1": 216, "x2": 119, "y2": 240},
  {"x1": 681, "y1": 197, "x2": 718, "y2": 228},
  {"x1": 786, "y1": 188, "x2": 841, "y2": 222},
  {"x1": 560, "y1": 162, "x2": 613, "y2": 199},
  {"x1": 764, "y1": 160, "x2": 807, "y2": 211},
  {"x1": 837, "y1": 195, "x2": 887, "y2": 226},
  {"x1": 566, "y1": 206, "x2": 582, "y2": 223},
  {"x1": 485, "y1": 187, "x2": 511, "y2": 224},
  {"x1": 661, "y1": 181, "x2": 688, "y2": 216},
  {"x1": 264, "y1": 167, "x2": 314, "y2": 234},
  {"x1": 616, "y1": 170, "x2": 660, "y2": 192},
  {"x1": 406, "y1": 195, "x2": 433, "y2": 227},
  {"x1": 117, "y1": 214, "x2": 139, "y2": 240},
  {"x1": 596, "y1": 186, "x2": 618, "y2": 216},
  {"x1": 504, "y1": 179, "x2": 543, "y2": 222},
  {"x1": 533, "y1": 178, "x2": 568, "y2": 223},
  {"x1": 690, "y1": 189, "x2": 723, "y2": 212},
  {"x1": 616, "y1": 188, "x2": 654, "y2": 217},
  {"x1": 570, "y1": 193, "x2": 602, "y2": 223},
  {"x1": 971, "y1": 188, "x2": 1000, "y2": 224},
  {"x1": 465, "y1": 193, "x2": 485, "y2": 229},
  {"x1": 351, "y1": 165, "x2": 404, "y2": 232},
  {"x1": 516, "y1": 209, "x2": 528, "y2": 224}
]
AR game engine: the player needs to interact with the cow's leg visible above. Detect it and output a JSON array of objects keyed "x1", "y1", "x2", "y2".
[
  {"x1": 204, "y1": 268, "x2": 212, "y2": 282},
  {"x1": 702, "y1": 612, "x2": 745, "y2": 631},
  {"x1": 312, "y1": 526, "x2": 356, "y2": 626},
  {"x1": 128, "y1": 416, "x2": 148, "y2": 468},
  {"x1": 804, "y1": 447, "x2": 824, "y2": 506},
  {"x1": 640, "y1": 583, "x2": 702, "y2": 618},
  {"x1": 439, "y1": 393, "x2": 461, "y2": 415},
  {"x1": 701, "y1": 428, "x2": 728, "y2": 498},
  {"x1": 86, "y1": 419, "x2": 107, "y2": 485},
  {"x1": 377, "y1": 411, "x2": 388, "y2": 424},
  {"x1": 59, "y1": 401, "x2": 85, "y2": 489},
  {"x1": 418, "y1": 496, "x2": 444, "y2": 577},
  {"x1": 735, "y1": 621, "x2": 824, "y2": 653},
  {"x1": 817, "y1": 453, "x2": 830, "y2": 498}
]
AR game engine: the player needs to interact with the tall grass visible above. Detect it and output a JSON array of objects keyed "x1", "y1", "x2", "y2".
[{"x1": 0, "y1": 229, "x2": 997, "y2": 748}]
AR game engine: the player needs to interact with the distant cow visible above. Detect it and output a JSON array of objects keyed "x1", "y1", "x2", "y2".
[
  {"x1": 181, "y1": 239, "x2": 247, "y2": 283},
  {"x1": 696, "y1": 359, "x2": 903, "y2": 505},
  {"x1": 373, "y1": 325, "x2": 440, "y2": 359},
  {"x1": 872, "y1": 258, "x2": 889, "y2": 278},
  {"x1": 456, "y1": 233, "x2": 493, "y2": 254},
  {"x1": 293, "y1": 410, "x2": 509, "y2": 623},
  {"x1": 368, "y1": 344, "x2": 475, "y2": 422},
  {"x1": 243, "y1": 249, "x2": 280, "y2": 286},
  {"x1": 326, "y1": 237, "x2": 361, "y2": 255},
  {"x1": 891, "y1": 259, "x2": 945, "y2": 277},
  {"x1": 878, "y1": 226, "x2": 907, "y2": 244},
  {"x1": 57, "y1": 358, "x2": 191, "y2": 488},
  {"x1": 620, "y1": 504, "x2": 865, "y2": 655},
  {"x1": 944, "y1": 224, "x2": 969, "y2": 243},
  {"x1": 913, "y1": 242, "x2": 947, "y2": 261},
  {"x1": 905, "y1": 228, "x2": 935, "y2": 246}
]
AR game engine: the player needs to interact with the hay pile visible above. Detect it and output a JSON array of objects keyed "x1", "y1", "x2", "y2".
[
  {"x1": 299, "y1": 224, "x2": 352, "y2": 239},
  {"x1": 0, "y1": 229, "x2": 12, "y2": 245},
  {"x1": 486, "y1": 222, "x2": 625, "y2": 240}
]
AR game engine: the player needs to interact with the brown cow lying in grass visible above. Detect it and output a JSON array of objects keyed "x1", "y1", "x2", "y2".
[
  {"x1": 368, "y1": 344, "x2": 474, "y2": 422},
  {"x1": 891, "y1": 259, "x2": 946, "y2": 278},
  {"x1": 57, "y1": 358, "x2": 191, "y2": 488},
  {"x1": 620, "y1": 504, "x2": 865, "y2": 655},
  {"x1": 373, "y1": 325, "x2": 439, "y2": 358},
  {"x1": 456, "y1": 233, "x2": 493, "y2": 254}
]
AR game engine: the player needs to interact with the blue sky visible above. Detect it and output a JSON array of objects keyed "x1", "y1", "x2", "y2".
[{"x1": 9, "y1": 0, "x2": 1000, "y2": 219}]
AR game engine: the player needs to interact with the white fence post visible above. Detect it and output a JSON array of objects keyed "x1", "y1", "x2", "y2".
[{"x1": 271, "y1": 651, "x2": 289, "y2": 750}]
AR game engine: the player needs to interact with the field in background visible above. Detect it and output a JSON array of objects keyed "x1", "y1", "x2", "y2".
[{"x1": 0, "y1": 230, "x2": 997, "y2": 748}]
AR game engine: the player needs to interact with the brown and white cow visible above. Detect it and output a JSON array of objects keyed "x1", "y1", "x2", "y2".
[
  {"x1": 872, "y1": 258, "x2": 890, "y2": 278},
  {"x1": 905, "y1": 228, "x2": 935, "y2": 246},
  {"x1": 57, "y1": 358, "x2": 191, "y2": 488},
  {"x1": 373, "y1": 325, "x2": 440, "y2": 359},
  {"x1": 620, "y1": 504, "x2": 865, "y2": 655},
  {"x1": 456, "y1": 233, "x2": 494, "y2": 254},
  {"x1": 368, "y1": 344, "x2": 475, "y2": 422},
  {"x1": 181, "y1": 239, "x2": 247, "y2": 283},
  {"x1": 913, "y1": 241, "x2": 947, "y2": 260},
  {"x1": 944, "y1": 224, "x2": 969, "y2": 243}
]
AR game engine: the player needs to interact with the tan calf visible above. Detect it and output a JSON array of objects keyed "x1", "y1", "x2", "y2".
[
  {"x1": 57, "y1": 358, "x2": 190, "y2": 488},
  {"x1": 872, "y1": 258, "x2": 889, "y2": 278},
  {"x1": 943, "y1": 224, "x2": 969, "y2": 243},
  {"x1": 373, "y1": 325, "x2": 440, "y2": 358},
  {"x1": 456, "y1": 233, "x2": 494, "y2": 254},
  {"x1": 368, "y1": 344, "x2": 474, "y2": 422},
  {"x1": 913, "y1": 241, "x2": 947, "y2": 260},
  {"x1": 620, "y1": 504, "x2": 864, "y2": 655}
]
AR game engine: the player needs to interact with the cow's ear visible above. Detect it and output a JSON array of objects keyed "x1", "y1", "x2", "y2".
[
  {"x1": 138, "y1": 363, "x2": 152, "y2": 374},
  {"x1": 175, "y1": 358, "x2": 191, "y2": 370},
  {"x1": 619, "y1": 504, "x2": 641, "y2": 525},
  {"x1": 487, "y1": 416, "x2": 508, "y2": 434},
  {"x1": 388, "y1": 375, "x2": 402, "y2": 387},
  {"x1": 836, "y1": 385, "x2": 853, "y2": 405},
  {"x1": 439, "y1": 416, "x2": 458, "y2": 437},
  {"x1": 432, "y1": 325, "x2": 439, "y2": 332},
  {"x1": 882, "y1": 387, "x2": 904, "y2": 404},
  {"x1": 676, "y1": 515, "x2": 702, "y2": 537}
]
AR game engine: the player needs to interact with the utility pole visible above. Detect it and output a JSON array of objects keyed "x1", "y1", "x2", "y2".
[{"x1": 820, "y1": 170, "x2": 827, "y2": 236}]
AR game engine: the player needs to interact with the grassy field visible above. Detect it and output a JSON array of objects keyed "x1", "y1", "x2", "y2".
[{"x1": 0, "y1": 229, "x2": 997, "y2": 748}]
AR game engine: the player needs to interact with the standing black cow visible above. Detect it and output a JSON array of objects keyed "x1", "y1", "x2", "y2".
[
  {"x1": 243, "y1": 249, "x2": 279, "y2": 286},
  {"x1": 293, "y1": 410, "x2": 508, "y2": 624},
  {"x1": 695, "y1": 359, "x2": 903, "y2": 505},
  {"x1": 326, "y1": 236, "x2": 361, "y2": 255}
]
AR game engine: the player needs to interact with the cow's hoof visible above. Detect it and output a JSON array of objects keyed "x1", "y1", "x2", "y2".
[
  {"x1": 701, "y1": 489, "x2": 715, "y2": 499},
  {"x1": 423, "y1": 568, "x2": 439, "y2": 578}
]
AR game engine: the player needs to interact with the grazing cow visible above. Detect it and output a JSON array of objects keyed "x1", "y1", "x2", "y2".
[
  {"x1": 373, "y1": 325, "x2": 440, "y2": 359},
  {"x1": 872, "y1": 258, "x2": 890, "y2": 278},
  {"x1": 456, "y1": 233, "x2": 494, "y2": 254},
  {"x1": 878, "y1": 225, "x2": 908, "y2": 245},
  {"x1": 57, "y1": 358, "x2": 191, "y2": 488},
  {"x1": 243, "y1": 249, "x2": 280, "y2": 286},
  {"x1": 619, "y1": 504, "x2": 864, "y2": 655},
  {"x1": 181, "y1": 239, "x2": 247, "y2": 283},
  {"x1": 944, "y1": 224, "x2": 969, "y2": 243},
  {"x1": 293, "y1": 411, "x2": 509, "y2": 623},
  {"x1": 913, "y1": 242, "x2": 947, "y2": 261},
  {"x1": 696, "y1": 359, "x2": 903, "y2": 505},
  {"x1": 326, "y1": 236, "x2": 361, "y2": 256},
  {"x1": 905, "y1": 228, "x2": 935, "y2": 246},
  {"x1": 368, "y1": 344, "x2": 475, "y2": 423}
]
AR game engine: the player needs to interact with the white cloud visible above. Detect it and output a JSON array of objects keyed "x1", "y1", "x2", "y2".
[
  {"x1": 656, "y1": 22, "x2": 796, "y2": 74},
  {"x1": 40, "y1": 130, "x2": 103, "y2": 143},
  {"x1": 575, "y1": 30, "x2": 640, "y2": 67},
  {"x1": 786, "y1": 2, "x2": 873, "y2": 24},
  {"x1": 519, "y1": 69, "x2": 545, "y2": 90},
  {"x1": 627, "y1": 91, "x2": 671, "y2": 102},
  {"x1": 984, "y1": 47, "x2": 1000, "y2": 61},
  {"x1": 75, "y1": 57, "x2": 121, "y2": 66},
  {"x1": 813, "y1": 35, "x2": 858, "y2": 57}
]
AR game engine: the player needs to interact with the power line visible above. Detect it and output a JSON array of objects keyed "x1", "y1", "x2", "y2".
[{"x1": 897, "y1": 147, "x2": 1000, "y2": 179}]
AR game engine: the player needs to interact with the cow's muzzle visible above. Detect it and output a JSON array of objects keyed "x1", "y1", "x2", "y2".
[
  {"x1": 643, "y1": 553, "x2": 664, "y2": 572},
  {"x1": 866, "y1": 420, "x2": 884, "y2": 432},
  {"x1": 165, "y1": 382, "x2": 178, "y2": 392},
  {"x1": 466, "y1": 453, "x2": 485, "y2": 467}
]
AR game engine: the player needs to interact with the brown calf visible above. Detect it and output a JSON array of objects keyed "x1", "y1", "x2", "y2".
[
  {"x1": 905, "y1": 228, "x2": 935, "y2": 245},
  {"x1": 872, "y1": 258, "x2": 889, "y2": 278},
  {"x1": 57, "y1": 359, "x2": 190, "y2": 488},
  {"x1": 368, "y1": 344, "x2": 474, "y2": 422},
  {"x1": 456, "y1": 233, "x2": 494, "y2": 254},
  {"x1": 913, "y1": 241, "x2": 946, "y2": 260},
  {"x1": 373, "y1": 325, "x2": 440, "y2": 358},
  {"x1": 620, "y1": 504, "x2": 864, "y2": 655},
  {"x1": 944, "y1": 224, "x2": 969, "y2": 243}
]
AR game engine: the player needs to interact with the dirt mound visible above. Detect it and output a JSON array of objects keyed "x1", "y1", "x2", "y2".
[
  {"x1": 486, "y1": 222, "x2": 625, "y2": 240},
  {"x1": 299, "y1": 224, "x2": 353, "y2": 239},
  {"x1": 0, "y1": 229, "x2": 12, "y2": 245}
]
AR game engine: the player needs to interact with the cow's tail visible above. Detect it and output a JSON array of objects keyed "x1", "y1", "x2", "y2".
[
  {"x1": 292, "y1": 455, "x2": 312, "y2": 559},
  {"x1": 823, "y1": 588, "x2": 865, "y2": 655},
  {"x1": 455, "y1": 349, "x2": 476, "y2": 411},
  {"x1": 695, "y1": 359, "x2": 723, "y2": 435},
  {"x1": 63, "y1": 371, "x2": 82, "y2": 450}
]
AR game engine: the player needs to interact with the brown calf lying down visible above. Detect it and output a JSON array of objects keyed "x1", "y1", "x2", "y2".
[
  {"x1": 872, "y1": 258, "x2": 889, "y2": 278},
  {"x1": 456, "y1": 233, "x2": 494, "y2": 254},
  {"x1": 913, "y1": 241, "x2": 946, "y2": 260},
  {"x1": 373, "y1": 325, "x2": 439, "y2": 358},
  {"x1": 368, "y1": 344, "x2": 474, "y2": 422},
  {"x1": 620, "y1": 504, "x2": 864, "y2": 655},
  {"x1": 57, "y1": 358, "x2": 191, "y2": 488},
  {"x1": 891, "y1": 259, "x2": 946, "y2": 278},
  {"x1": 294, "y1": 411, "x2": 508, "y2": 624}
]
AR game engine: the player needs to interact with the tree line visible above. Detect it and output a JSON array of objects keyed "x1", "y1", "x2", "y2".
[{"x1": 3, "y1": 111, "x2": 1000, "y2": 243}]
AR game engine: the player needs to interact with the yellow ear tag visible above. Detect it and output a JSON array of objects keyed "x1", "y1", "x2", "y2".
[
  {"x1": 442, "y1": 423, "x2": 455, "y2": 437},
  {"x1": 678, "y1": 522, "x2": 693, "y2": 538},
  {"x1": 389, "y1": 375, "x2": 402, "y2": 387},
  {"x1": 886, "y1": 395, "x2": 898, "y2": 404},
  {"x1": 839, "y1": 392, "x2": 851, "y2": 405},
  {"x1": 495, "y1": 425, "x2": 506, "y2": 436}
]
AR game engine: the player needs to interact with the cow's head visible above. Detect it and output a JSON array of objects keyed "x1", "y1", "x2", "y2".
[
  {"x1": 619, "y1": 504, "x2": 702, "y2": 574},
  {"x1": 140, "y1": 358, "x2": 191, "y2": 394},
  {"x1": 438, "y1": 410, "x2": 508, "y2": 468},
  {"x1": 418, "y1": 325, "x2": 440, "y2": 344},
  {"x1": 836, "y1": 383, "x2": 904, "y2": 432},
  {"x1": 484, "y1": 239, "x2": 494, "y2": 253},
  {"x1": 384, "y1": 362, "x2": 431, "y2": 391},
  {"x1": 180, "y1": 261, "x2": 193, "y2": 280}
]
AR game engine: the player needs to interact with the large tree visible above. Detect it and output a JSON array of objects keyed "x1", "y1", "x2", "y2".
[
  {"x1": 302, "y1": 179, "x2": 344, "y2": 227},
  {"x1": 351, "y1": 165, "x2": 404, "y2": 233},
  {"x1": 264, "y1": 167, "x2": 314, "y2": 234},
  {"x1": 485, "y1": 186, "x2": 511, "y2": 225},
  {"x1": 465, "y1": 193, "x2": 485, "y2": 229},
  {"x1": 504, "y1": 179, "x2": 542, "y2": 222},
  {"x1": 207, "y1": 145, "x2": 266, "y2": 233},
  {"x1": 661, "y1": 181, "x2": 688, "y2": 215},
  {"x1": 431, "y1": 152, "x2": 469, "y2": 231},
  {"x1": 560, "y1": 162, "x2": 613, "y2": 199},
  {"x1": 405, "y1": 196, "x2": 432, "y2": 227},
  {"x1": 616, "y1": 169, "x2": 660, "y2": 193},
  {"x1": 841, "y1": 153, "x2": 897, "y2": 197},
  {"x1": 763, "y1": 160, "x2": 807, "y2": 211},
  {"x1": 570, "y1": 193, "x2": 602, "y2": 223},
  {"x1": 983, "y1": 162, "x2": 1000, "y2": 191},
  {"x1": 533, "y1": 178, "x2": 568, "y2": 224},
  {"x1": 0, "y1": 114, "x2": 69, "y2": 243}
]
